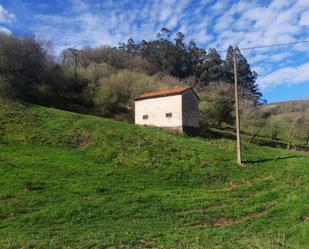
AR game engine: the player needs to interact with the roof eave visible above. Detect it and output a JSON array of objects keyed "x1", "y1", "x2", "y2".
[{"x1": 134, "y1": 87, "x2": 199, "y2": 101}]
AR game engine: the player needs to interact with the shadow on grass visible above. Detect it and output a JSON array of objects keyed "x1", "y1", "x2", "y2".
[{"x1": 243, "y1": 155, "x2": 303, "y2": 164}]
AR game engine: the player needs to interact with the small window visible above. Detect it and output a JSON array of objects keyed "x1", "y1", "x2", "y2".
[
  {"x1": 166, "y1": 112, "x2": 172, "y2": 118},
  {"x1": 143, "y1": 115, "x2": 149, "y2": 120}
]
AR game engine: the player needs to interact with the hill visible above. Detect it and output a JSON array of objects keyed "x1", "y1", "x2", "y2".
[
  {"x1": 0, "y1": 99, "x2": 308, "y2": 249},
  {"x1": 239, "y1": 100, "x2": 309, "y2": 148},
  {"x1": 260, "y1": 100, "x2": 309, "y2": 145},
  {"x1": 264, "y1": 100, "x2": 309, "y2": 111}
]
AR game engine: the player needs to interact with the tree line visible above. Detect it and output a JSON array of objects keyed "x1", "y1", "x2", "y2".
[{"x1": 0, "y1": 28, "x2": 261, "y2": 120}]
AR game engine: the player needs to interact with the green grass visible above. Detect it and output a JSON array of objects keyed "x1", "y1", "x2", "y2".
[{"x1": 0, "y1": 99, "x2": 308, "y2": 249}]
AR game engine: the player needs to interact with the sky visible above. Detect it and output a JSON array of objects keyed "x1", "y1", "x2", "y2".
[{"x1": 0, "y1": 0, "x2": 309, "y2": 103}]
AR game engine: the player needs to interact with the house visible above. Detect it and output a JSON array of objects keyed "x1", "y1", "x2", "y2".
[{"x1": 134, "y1": 86, "x2": 199, "y2": 132}]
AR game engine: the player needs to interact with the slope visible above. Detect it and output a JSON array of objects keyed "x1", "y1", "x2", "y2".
[
  {"x1": 0, "y1": 99, "x2": 308, "y2": 249},
  {"x1": 261, "y1": 100, "x2": 309, "y2": 144}
]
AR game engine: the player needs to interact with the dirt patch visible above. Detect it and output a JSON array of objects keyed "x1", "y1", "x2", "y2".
[
  {"x1": 222, "y1": 179, "x2": 251, "y2": 192},
  {"x1": 256, "y1": 174, "x2": 273, "y2": 183},
  {"x1": 213, "y1": 208, "x2": 269, "y2": 227},
  {"x1": 191, "y1": 208, "x2": 269, "y2": 228},
  {"x1": 253, "y1": 209, "x2": 268, "y2": 218},
  {"x1": 222, "y1": 175, "x2": 273, "y2": 192},
  {"x1": 222, "y1": 181, "x2": 237, "y2": 192},
  {"x1": 212, "y1": 217, "x2": 243, "y2": 227},
  {"x1": 241, "y1": 179, "x2": 252, "y2": 186},
  {"x1": 195, "y1": 208, "x2": 207, "y2": 213}
]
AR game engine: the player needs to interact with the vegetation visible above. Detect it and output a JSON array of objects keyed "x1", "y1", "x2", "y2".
[
  {"x1": 0, "y1": 99, "x2": 308, "y2": 248},
  {"x1": 241, "y1": 101, "x2": 309, "y2": 149},
  {"x1": 2, "y1": 28, "x2": 307, "y2": 150},
  {"x1": 0, "y1": 28, "x2": 308, "y2": 247},
  {"x1": 0, "y1": 28, "x2": 260, "y2": 121}
]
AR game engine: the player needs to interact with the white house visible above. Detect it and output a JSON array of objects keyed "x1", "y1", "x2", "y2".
[{"x1": 134, "y1": 86, "x2": 199, "y2": 132}]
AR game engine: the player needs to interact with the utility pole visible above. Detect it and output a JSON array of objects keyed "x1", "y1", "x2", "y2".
[
  {"x1": 233, "y1": 48, "x2": 242, "y2": 165},
  {"x1": 68, "y1": 48, "x2": 82, "y2": 78}
]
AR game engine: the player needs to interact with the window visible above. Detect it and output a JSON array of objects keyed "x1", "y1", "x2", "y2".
[
  {"x1": 166, "y1": 112, "x2": 172, "y2": 118},
  {"x1": 143, "y1": 115, "x2": 149, "y2": 120}
]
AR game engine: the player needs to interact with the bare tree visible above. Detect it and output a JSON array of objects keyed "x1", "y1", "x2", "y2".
[
  {"x1": 286, "y1": 115, "x2": 306, "y2": 150},
  {"x1": 292, "y1": 113, "x2": 309, "y2": 146},
  {"x1": 241, "y1": 103, "x2": 270, "y2": 142}
]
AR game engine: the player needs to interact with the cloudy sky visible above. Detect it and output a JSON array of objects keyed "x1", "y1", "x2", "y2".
[{"x1": 1, "y1": 0, "x2": 309, "y2": 102}]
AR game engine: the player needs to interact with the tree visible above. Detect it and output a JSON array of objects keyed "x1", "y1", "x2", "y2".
[
  {"x1": 94, "y1": 69, "x2": 158, "y2": 118},
  {"x1": 175, "y1": 32, "x2": 185, "y2": 48},
  {"x1": 199, "y1": 82, "x2": 234, "y2": 127},
  {"x1": 286, "y1": 115, "x2": 306, "y2": 150},
  {"x1": 187, "y1": 40, "x2": 206, "y2": 80},
  {"x1": 126, "y1": 38, "x2": 139, "y2": 55},
  {"x1": 266, "y1": 122, "x2": 280, "y2": 140},
  {"x1": 223, "y1": 46, "x2": 260, "y2": 103},
  {"x1": 0, "y1": 33, "x2": 55, "y2": 102},
  {"x1": 241, "y1": 103, "x2": 270, "y2": 142},
  {"x1": 291, "y1": 113, "x2": 309, "y2": 146},
  {"x1": 157, "y1": 27, "x2": 171, "y2": 40},
  {"x1": 0, "y1": 75, "x2": 13, "y2": 98},
  {"x1": 199, "y1": 48, "x2": 223, "y2": 86}
]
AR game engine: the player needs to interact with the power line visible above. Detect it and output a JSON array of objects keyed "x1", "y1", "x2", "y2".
[
  {"x1": 59, "y1": 40, "x2": 309, "y2": 57},
  {"x1": 217, "y1": 40, "x2": 309, "y2": 53}
]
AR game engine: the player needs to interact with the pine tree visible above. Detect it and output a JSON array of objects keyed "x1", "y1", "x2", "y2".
[{"x1": 223, "y1": 46, "x2": 261, "y2": 103}]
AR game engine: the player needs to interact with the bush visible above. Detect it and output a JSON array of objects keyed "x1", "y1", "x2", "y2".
[
  {"x1": 199, "y1": 82, "x2": 234, "y2": 128},
  {"x1": 93, "y1": 69, "x2": 159, "y2": 117}
]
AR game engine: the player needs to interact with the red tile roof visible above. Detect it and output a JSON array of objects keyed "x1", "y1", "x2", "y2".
[{"x1": 135, "y1": 86, "x2": 195, "y2": 101}]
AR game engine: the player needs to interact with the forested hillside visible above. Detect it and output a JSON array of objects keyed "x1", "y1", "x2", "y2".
[{"x1": 0, "y1": 28, "x2": 260, "y2": 123}]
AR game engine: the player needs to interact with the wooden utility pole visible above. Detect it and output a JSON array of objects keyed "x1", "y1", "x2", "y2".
[{"x1": 233, "y1": 48, "x2": 242, "y2": 165}]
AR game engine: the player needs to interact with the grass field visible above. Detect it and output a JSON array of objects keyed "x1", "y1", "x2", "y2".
[{"x1": 0, "y1": 99, "x2": 308, "y2": 248}]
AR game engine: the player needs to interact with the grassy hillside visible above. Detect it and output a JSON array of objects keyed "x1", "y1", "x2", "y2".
[
  {"x1": 0, "y1": 99, "x2": 308, "y2": 249},
  {"x1": 261, "y1": 100, "x2": 309, "y2": 144},
  {"x1": 264, "y1": 100, "x2": 309, "y2": 112}
]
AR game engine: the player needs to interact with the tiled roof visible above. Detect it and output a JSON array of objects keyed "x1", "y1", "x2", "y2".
[{"x1": 135, "y1": 86, "x2": 194, "y2": 101}]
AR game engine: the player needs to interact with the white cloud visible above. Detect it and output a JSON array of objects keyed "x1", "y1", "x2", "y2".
[
  {"x1": 270, "y1": 52, "x2": 292, "y2": 62},
  {"x1": 259, "y1": 63, "x2": 309, "y2": 90},
  {"x1": 30, "y1": 0, "x2": 194, "y2": 53},
  {"x1": 0, "y1": 26, "x2": 11, "y2": 34},
  {"x1": 0, "y1": 4, "x2": 15, "y2": 24},
  {"x1": 300, "y1": 11, "x2": 309, "y2": 26},
  {"x1": 9, "y1": 0, "x2": 308, "y2": 93},
  {"x1": 269, "y1": 0, "x2": 294, "y2": 10},
  {"x1": 211, "y1": 0, "x2": 229, "y2": 12}
]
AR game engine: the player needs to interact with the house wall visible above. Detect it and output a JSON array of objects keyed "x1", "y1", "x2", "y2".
[
  {"x1": 135, "y1": 95, "x2": 182, "y2": 127},
  {"x1": 182, "y1": 90, "x2": 199, "y2": 127}
]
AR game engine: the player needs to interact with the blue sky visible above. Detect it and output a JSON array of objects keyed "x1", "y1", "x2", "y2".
[{"x1": 0, "y1": 0, "x2": 309, "y2": 103}]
